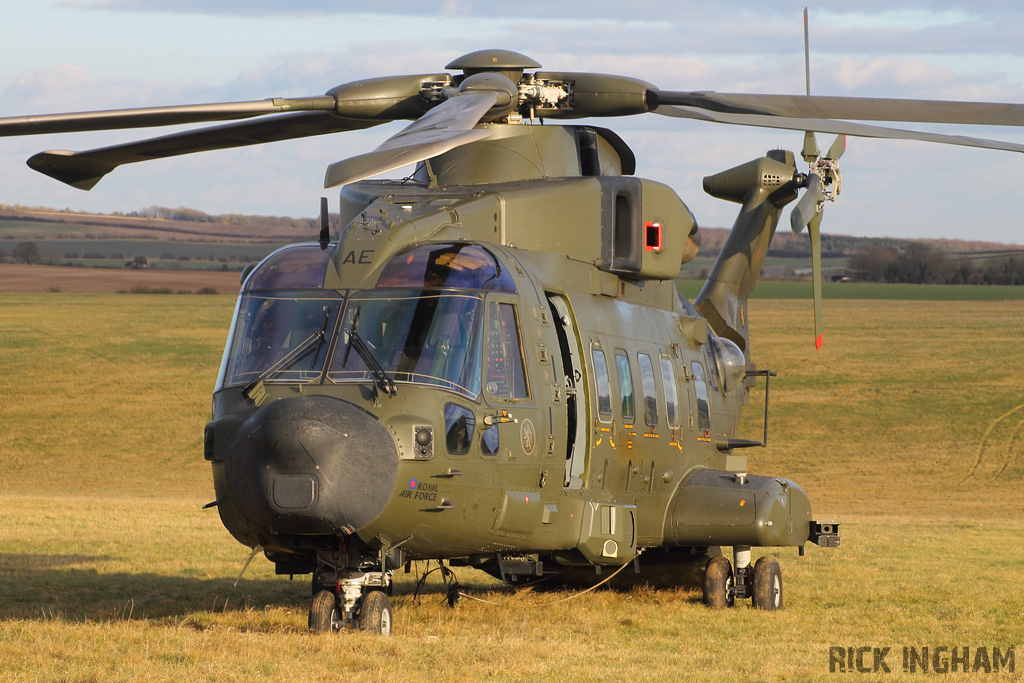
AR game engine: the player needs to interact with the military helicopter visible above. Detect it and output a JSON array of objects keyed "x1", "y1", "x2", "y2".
[{"x1": 5, "y1": 46, "x2": 1024, "y2": 636}]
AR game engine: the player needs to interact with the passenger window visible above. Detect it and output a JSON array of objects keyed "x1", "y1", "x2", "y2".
[
  {"x1": 592, "y1": 347, "x2": 612, "y2": 418},
  {"x1": 485, "y1": 301, "x2": 529, "y2": 400},
  {"x1": 660, "y1": 356, "x2": 678, "y2": 428},
  {"x1": 637, "y1": 353, "x2": 658, "y2": 428},
  {"x1": 615, "y1": 351, "x2": 634, "y2": 422},
  {"x1": 481, "y1": 424, "x2": 500, "y2": 455},
  {"x1": 691, "y1": 361, "x2": 711, "y2": 435}
]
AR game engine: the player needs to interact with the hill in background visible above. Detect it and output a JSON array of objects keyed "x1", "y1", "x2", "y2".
[{"x1": 2, "y1": 203, "x2": 1023, "y2": 286}]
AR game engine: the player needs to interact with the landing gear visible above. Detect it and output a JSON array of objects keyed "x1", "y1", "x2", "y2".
[
  {"x1": 308, "y1": 566, "x2": 394, "y2": 635},
  {"x1": 702, "y1": 550, "x2": 784, "y2": 610},
  {"x1": 309, "y1": 589, "x2": 342, "y2": 633},
  {"x1": 751, "y1": 556, "x2": 783, "y2": 610},
  {"x1": 702, "y1": 555, "x2": 735, "y2": 609},
  {"x1": 358, "y1": 590, "x2": 393, "y2": 635}
]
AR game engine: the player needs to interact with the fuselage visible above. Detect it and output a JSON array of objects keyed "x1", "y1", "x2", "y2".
[{"x1": 204, "y1": 122, "x2": 816, "y2": 578}]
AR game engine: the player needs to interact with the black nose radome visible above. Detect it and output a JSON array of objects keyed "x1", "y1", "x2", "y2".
[{"x1": 224, "y1": 395, "x2": 398, "y2": 535}]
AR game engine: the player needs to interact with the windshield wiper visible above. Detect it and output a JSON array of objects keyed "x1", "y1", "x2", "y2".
[
  {"x1": 243, "y1": 310, "x2": 331, "y2": 400},
  {"x1": 342, "y1": 306, "x2": 398, "y2": 397}
]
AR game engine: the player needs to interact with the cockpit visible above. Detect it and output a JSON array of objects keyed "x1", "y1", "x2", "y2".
[{"x1": 216, "y1": 242, "x2": 523, "y2": 401}]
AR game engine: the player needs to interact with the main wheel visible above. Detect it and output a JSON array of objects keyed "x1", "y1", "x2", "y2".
[
  {"x1": 702, "y1": 555, "x2": 734, "y2": 609},
  {"x1": 309, "y1": 590, "x2": 342, "y2": 633},
  {"x1": 358, "y1": 590, "x2": 393, "y2": 635},
  {"x1": 751, "y1": 556, "x2": 783, "y2": 610}
]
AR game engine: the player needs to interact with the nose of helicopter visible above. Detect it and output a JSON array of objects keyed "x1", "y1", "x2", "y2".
[{"x1": 224, "y1": 395, "x2": 398, "y2": 535}]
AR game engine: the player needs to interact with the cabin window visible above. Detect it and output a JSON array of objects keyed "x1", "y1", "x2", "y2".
[
  {"x1": 377, "y1": 243, "x2": 516, "y2": 292},
  {"x1": 484, "y1": 301, "x2": 529, "y2": 400},
  {"x1": 637, "y1": 353, "x2": 658, "y2": 428},
  {"x1": 592, "y1": 347, "x2": 612, "y2": 418},
  {"x1": 660, "y1": 357, "x2": 679, "y2": 428},
  {"x1": 444, "y1": 403, "x2": 475, "y2": 455},
  {"x1": 615, "y1": 351, "x2": 635, "y2": 422},
  {"x1": 691, "y1": 361, "x2": 711, "y2": 436}
]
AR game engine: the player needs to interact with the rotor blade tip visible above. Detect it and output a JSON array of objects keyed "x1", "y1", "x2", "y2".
[{"x1": 815, "y1": 334, "x2": 824, "y2": 350}]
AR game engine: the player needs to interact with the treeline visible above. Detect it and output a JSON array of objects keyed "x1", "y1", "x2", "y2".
[
  {"x1": 1, "y1": 203, "x2": 318, "y2": 230},
  {"x1": 850, "y1": 243, "x2": 1024, "y2": 285},
  {"x1": 770, "y1": 233, "x2": 917, "y2": 258},
  {"x1": 131, "y1": 206, "x2": 318, "y2": 230}
]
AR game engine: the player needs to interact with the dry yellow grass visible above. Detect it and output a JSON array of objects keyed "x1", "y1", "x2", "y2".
[{"x1": 1, "y1": 293, "x2": 1022, "y2": 681}]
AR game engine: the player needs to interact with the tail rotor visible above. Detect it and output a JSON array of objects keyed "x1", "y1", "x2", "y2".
[{"x1": 789, "y1": 9, "x2": 845, "y2": 350}]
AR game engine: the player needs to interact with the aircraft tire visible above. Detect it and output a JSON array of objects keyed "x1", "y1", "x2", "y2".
[
  {"x1": 702, "y1": 555, "x2": 734, "y2": 609},
  {"x1": 309, "y1": 590, "x2": 341, "y2": 633},
  {"x1": 751, "y1": 556, "x2": 783, "y2": 610},
  {"x1": 358, "y1": 590, "x2": 393, "y2": 636}
]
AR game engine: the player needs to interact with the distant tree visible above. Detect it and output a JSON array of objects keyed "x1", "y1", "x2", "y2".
[
  {"x1": 12, "y1": 241, "x2": 40, "y2": 264},
  {"x1": 897, "y1": 243, "x2": 950, "y2": 284},
  {"x1": 848, "y1": 247, "x2": 897, "y2": 282}
]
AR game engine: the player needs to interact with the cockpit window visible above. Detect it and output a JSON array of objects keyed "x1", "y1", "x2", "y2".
[
  {"x1": 220, "y1": 291, "x2": 342, "y2": 388},
  {"x1": 328, "y1": 290, "x2": 483, "y2": 398},
  {"x1": 244, "y1": 244, "x2": 335, "y2": 291},
  {"x1": 377, "y1": 243, "x2": 516, "y2": 292}
]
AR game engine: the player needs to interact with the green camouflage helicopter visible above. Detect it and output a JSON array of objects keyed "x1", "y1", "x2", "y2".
[{"x1": 5, "y1": 47, "x2": 1024, "y2": 636}]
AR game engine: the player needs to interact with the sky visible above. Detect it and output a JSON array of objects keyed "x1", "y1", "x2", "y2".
[{"x1": 3, "y1": 1, "x2": 1024, "y2": 243}]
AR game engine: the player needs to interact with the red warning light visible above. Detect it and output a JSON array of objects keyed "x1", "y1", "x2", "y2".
[{"x1": 645, "y1": 221, "x2": 662, "y2": 251}]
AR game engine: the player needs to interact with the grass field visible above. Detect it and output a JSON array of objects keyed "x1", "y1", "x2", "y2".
[{"x1": 1, "y1": 293, "x2": 1022, "y2": 681}]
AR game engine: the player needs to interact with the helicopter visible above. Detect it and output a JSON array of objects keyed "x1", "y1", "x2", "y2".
[{"x1": 5, "y1": 46, "x2": 1024, "y2": 636}]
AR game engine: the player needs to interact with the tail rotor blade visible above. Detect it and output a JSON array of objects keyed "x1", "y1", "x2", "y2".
[
  {"x1": 790, "y1": 174, "x2": 824, "y2": 235},
  {"x1": 808, "y1": 211, "x2": 824, "y2": 350},
  {"x1": 802, "y1": 131, "x2": 820, "y2": 162},
  {"x1": 826, "y1": 134, "x2": 847, "y2": 160}
]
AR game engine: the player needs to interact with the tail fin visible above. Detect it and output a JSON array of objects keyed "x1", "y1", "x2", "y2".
[{"x1": 694, "y1": 149, "x2": 799, "y2": 353}]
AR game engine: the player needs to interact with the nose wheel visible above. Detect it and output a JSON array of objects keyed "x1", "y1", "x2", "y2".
[
  {"x1": 308, "y1": 568, "x2": 394, "y2": 635},
  {"x1": 358, "y1": 590, "x2": 393, "y2": 635},
  {"x1": 309, "y1": 589, "x2": 344, "y2": 632}
]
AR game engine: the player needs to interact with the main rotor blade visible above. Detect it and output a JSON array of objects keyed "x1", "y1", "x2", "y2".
[
  {"x1": 323, "y1": 91, "x2": 498, "y2": 188},
  {"x1": 0, "y1": 97, "x2": 338, "y2": 137},
  {"x1": 26, "y1": 111, "x2": 383, "y2": 190},
  {"x1": 652, "y1": 90, "x2": 1024, "y2": 127},
  {"x1": 655, "y1": 105, "x2": 1024, "y2": 154}
]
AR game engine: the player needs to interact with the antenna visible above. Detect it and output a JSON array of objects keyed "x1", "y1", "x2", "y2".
[
  {"x1": 319, "y1": 196, "x2": 330, "y2": 249},
  {"x1": 803, "y1": 7, "x2": 811, "y2": 97}
]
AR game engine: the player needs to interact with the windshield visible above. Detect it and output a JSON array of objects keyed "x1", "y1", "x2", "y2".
[
  {"x1": 220, "y1": 291, "x2": 342, "y2": 388},
  {"x1": 329, "y1": 290, "x2": 483, "y2": 398}
]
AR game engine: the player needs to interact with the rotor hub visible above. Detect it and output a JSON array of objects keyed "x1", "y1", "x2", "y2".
[{"x1": 445, "y1": 49, "x2": 541, "y2": 80}]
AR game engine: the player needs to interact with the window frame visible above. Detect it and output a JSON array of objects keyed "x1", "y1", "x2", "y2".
[
  {"x1": 615, "y1": 350, "x2": 635, "y2": 424},
  {"x1": 660, "y1": 355, "x2": 679, "y2": 429},
  {"x1": 637, "y1": 352, "x2": 659, "y2": 429},
  {"x1": 591, "y1": 345, "x2": 613, "y2": 421}
]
